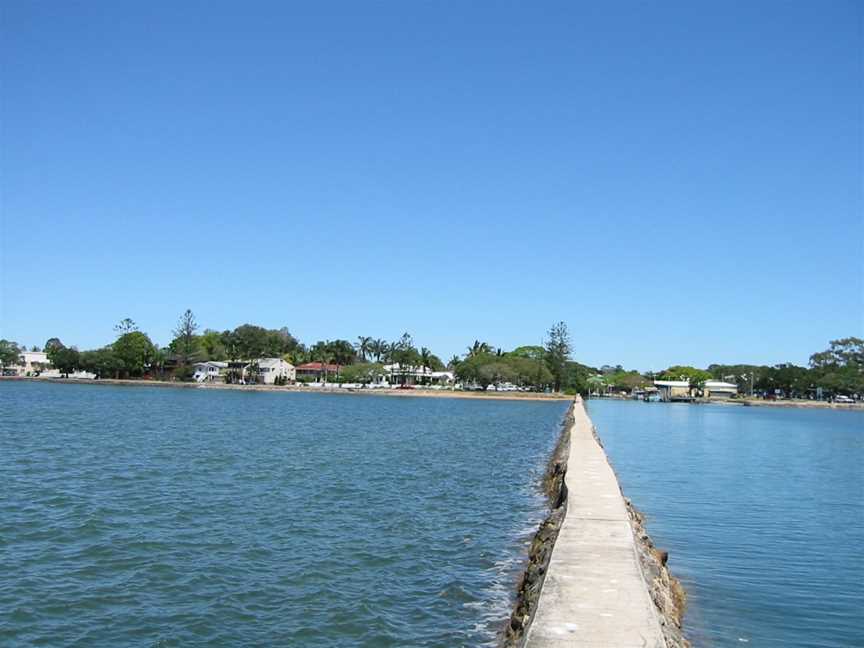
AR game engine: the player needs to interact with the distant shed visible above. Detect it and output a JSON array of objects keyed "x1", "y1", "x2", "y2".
[{"x1": 704, "y1": 380, "x2": 738, "y2": 399}]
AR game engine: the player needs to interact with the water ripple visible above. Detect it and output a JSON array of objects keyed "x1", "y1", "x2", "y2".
[
  {"x1": 587, "y1": 399, "x2": 864, "y2": 648},
  {"x1": 1, "y1": 382, "x2": 568, "y2": 647}
]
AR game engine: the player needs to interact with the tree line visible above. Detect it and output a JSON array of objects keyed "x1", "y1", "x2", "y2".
[
  {"x1": 0, "y1": 314, "x2": 575, "y2": 390},
  {"x1": 1, "y1": 317, "x2": 860, "y2": 397},
  {"x1": 584, "y1": 337, "x2": 864, "y2": 398}
]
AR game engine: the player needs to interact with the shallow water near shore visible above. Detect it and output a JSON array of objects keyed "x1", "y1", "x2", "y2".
[
  {"x1": 586, "y1": 398, "x2": 864, "y2": 648},
  {"x1": 1, "y1": 381, "x2": 569, "y2": 647}
]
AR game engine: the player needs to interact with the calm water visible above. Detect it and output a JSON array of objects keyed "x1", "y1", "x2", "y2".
[
  {"x1": 586, "y1": 399, "x2": 864, "y2": 648},
  {"x1": 1, "y1": 382, "x2": 569, "y2": 647}
]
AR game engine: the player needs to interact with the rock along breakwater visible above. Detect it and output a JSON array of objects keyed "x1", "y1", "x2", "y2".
[{"x1": 502, "y1": 397, "x2": 688, "y2": 648}]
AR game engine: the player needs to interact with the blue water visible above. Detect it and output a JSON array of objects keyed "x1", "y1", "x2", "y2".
[
  {"x1": 0, "y1": 381, "x2": 569, "y2": 647},
  {"x1": 586, "y1": 399, "x2": 864, "y2": 648}
]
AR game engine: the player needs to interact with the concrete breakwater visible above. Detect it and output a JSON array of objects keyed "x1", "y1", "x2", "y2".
[{"x1": 502, "y1": 397, "x2": 688, "y2": 648}]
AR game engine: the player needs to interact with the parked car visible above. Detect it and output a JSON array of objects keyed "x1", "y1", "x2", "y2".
[
  {"x1": 835, "y1": 395, "x2": 854, "y2": 403},
  {"x1": 397, "y1": 384, "x2": 415, "y2": 390}
]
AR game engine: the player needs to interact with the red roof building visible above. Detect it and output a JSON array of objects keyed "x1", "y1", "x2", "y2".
[{"x1": 296, "y1": 362, "x2": 341, "y2": 377}]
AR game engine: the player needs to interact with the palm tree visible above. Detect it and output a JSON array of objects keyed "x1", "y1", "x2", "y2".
[
  {"x1": 330, "y1": 340, "x2": 355, "y2": 366},
  {"x1": 420, "y1": 347, "x2": 432, "y2": 368},
  {"x1": 368, "y1": 339, "x2": 381, "y2": 362},
  {"x1": 285, "y1": 349, "x2": 307, "y2": 366},
  {"x1": 467, "y1": 340, "x2": 491, "y2": 358},
  {"x1": 419, "y1": 347, "x2": 433, "y2": 384},
  {"x1": 311, "y1": 346, "x2": 333, "y2": 383},
  {"x1": 355, "y1": 336, "x2": 372, "y2": 362},
  {"x1": 448, "y1": 355, "x2": 461, "y2": 370}
]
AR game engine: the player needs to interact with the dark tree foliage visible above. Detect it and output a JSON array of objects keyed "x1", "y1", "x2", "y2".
[{"x1": 544, "y1": 321, "x2": 571, "y2": 392}]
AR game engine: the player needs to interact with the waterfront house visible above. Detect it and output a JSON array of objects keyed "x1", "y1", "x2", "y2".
[
  {"x1": 653, "y1": 380, "x2": 691, "y2": 402},
  {"x1": 385, "y1": 363, "x2": 430, "y2": 385},
  {"x1": 296, "y1": 361, "x2": 340, "y2": 382},
  {"x1": 654, "y1": 379, "x2": 738, "y2": 401},
  {"x1": 255, "y1": 358, "x2": 295, "y2": 384},
  {"x1": 430, "y1": 370, "x2": 455, "y2": 386},
  {"x1": 15, "y1": 350, "x2": 50, "y2": 376},
  {"x1": 193, "y1": 361, "x2": 229, "y2": 383},
  {"x1": 384, "y1": 364, "x2": 454, "y2": 386},
  {"x1": 703, "y1": 380, "x2": 738, "y2": 399}
]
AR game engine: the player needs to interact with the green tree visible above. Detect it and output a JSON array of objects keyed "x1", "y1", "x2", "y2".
[
  {"x1": 810, "y1": 337, "x2": 864, "y2": 368},
  {"x1": 610, "y1": 371, "x2": 649, "y2": 393},
  {"x1": 544, "y1": 321, "x2": 571, "y2": 392},
  {"x1": 114, "y1": 318, "x2": 137, "y2": 335},
  {"x1": 272, "y1": 327, "x2": 301, "y2": 355},
  {"x1": 419, "y1": 347, "x2": 432, "y2": 369},
  {"x1": 0, "y1": 340, "x2": 21, "y2": 368},
  {"x1": 369, "y1": 338, "x2": 387, "y2": 362},
  {"x1": 310, "y1": 342, "x2": 335, "y2": 382},
  {"x1": 507, "y1": 355, "x2": 553, "y2": 388},
  {"x1": 222, "y1": 324, "x2": 302, "y2": 360},
  {"x1": 509, "y1": 345, "x2": 546, "y2": 361},
  {"x1": 466, "y1": 340, "x2": 492, "y2": 358},
  {"x1": 284, "y1": 348, "x2": 308, "y2": 366},
  {"x1": 199, "y1": 329, "x2": 228, "y2": 360},
  {"x1": 150, "y1": 345, "x2": 170, "y2": 379},
  {"x1": 113, "y1": 331, "x2": 156, "y2": 377},
  {"x1": 44, "y1": 338, "x2": 65, "y2": 366},
  {"x1": 478, "y1": 361, "x2": 517, "y2": 387},
  {"x1": 171, "y1": 309, "x2": 201, "y2": 367},
  {"x1": 329, "y1": 339, "x2": 357, "y2": 366},
  {"x1": 587, "y1": 374, "x2": 608, "y2": 395},
  {"x1": 52, "y1": 347, "x2": 80, "y2": 377},
  {"x1": 227, "y1": 324, "x2": 270, "y2": 359},
  {"x1": 426, "y1": 354, "x2": 445, "y2": 371},
  {"x1": 355, "y1": 336, "x2": 372, "y2": 362},
  {"x1": 659, "y1": 365, "x2": 713, "y2": 396},
  {"x1": 340, "y1": 362, "x2": 387, "y2": 384},
  {"x1": 809, "y1": 337, "x2": 864, "y2": 396},
  {"x1": 80, "y1": 347, "x2": 124, "y2": 379}
]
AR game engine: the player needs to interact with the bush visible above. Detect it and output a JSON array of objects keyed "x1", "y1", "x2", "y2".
[{"x1": 174, "y1": 365, "x2": 195, "y2": 382}]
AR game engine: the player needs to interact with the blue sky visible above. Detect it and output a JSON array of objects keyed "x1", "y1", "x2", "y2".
[{"x1": 1, "y1": 1, "x2": 861, "y2": 371}]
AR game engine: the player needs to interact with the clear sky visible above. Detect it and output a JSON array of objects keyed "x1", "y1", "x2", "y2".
[{"x1": 1, "y1": 1, "x2": 861, "y2": 371}]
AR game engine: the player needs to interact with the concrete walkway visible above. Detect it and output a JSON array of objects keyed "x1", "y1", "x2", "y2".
[{"x1": 525, "y1": 398, "x2": 666, "y2": 648}]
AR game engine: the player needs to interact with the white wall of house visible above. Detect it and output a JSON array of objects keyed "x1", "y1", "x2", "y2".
[
  {"x1": 15, "y1": 351, "x2": 50, "y2": 376},
  {"x1": 704, "y1": 380, "x2": 738, "y2": 399},
  {"x1": 384, "y1": 364, "x2": 453, "y2": 385},
  {"x1": 256, "y1": 358, "x2": 296, "y2": 384},
  {"x1": 653, "y1": 380, "x2": 690, "y2": 401},
  {"x1": 193, "y1": 361, "x2": 228, "y2": 383}
]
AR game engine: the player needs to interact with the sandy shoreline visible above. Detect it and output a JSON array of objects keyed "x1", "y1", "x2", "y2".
[{"x1": 0, "y1": 376, "x2": 572, "y2": 402}]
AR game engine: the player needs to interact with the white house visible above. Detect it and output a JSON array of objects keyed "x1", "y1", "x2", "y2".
[
  {"x1": 430, "y1": 371, "x2": 455, "y2": 386},
  {"x1": 254, "y1": 358, "x2": 296, "y2": 384},
  {"x1": 655, "y1": 379, "x2": 738, "y2": 401},
  {"x1": 704, "y1": 380, "x2": 738, "y2": 399},
  {"x1": 15, "y1": 351, "x2": 50, "y2": 376},
  {"x1": 654, "y1": 380, "x2": 691, "y2": 402},
  {"x1": 193, "y1": 361, "x2": 229, "y2": 383},
  {"x1": 383, "y1": 364, "x2": 454, "y2": 386}
]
